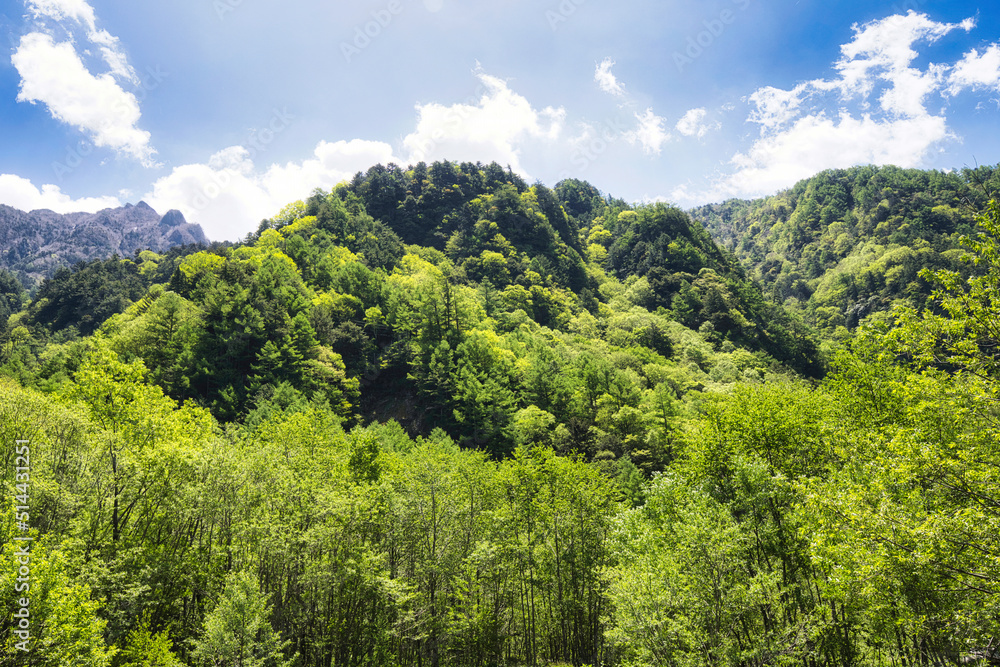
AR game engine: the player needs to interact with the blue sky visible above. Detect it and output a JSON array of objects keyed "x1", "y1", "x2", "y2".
[{"x1": 1, "y1": 0, "x2": 999, "y2": 241}]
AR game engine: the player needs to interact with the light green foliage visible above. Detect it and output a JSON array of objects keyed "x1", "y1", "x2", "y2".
[
  {"x1": 689, "y1": 380, "x2": 833, "y2": 479},
  {"x1": 513, "y1": 404, "x2": 557, "y2": 447},
  {"x1": 119, "y1": 618, "x2": 185, "y2": 667},
  {"x1": 608, "y1": 474, "x2": 756, "y2": 667},
  {"x1": 192, "y1": 571, "x2": 291, "y2": 667},
  {"x1": 5, "y1": 162, "x2": 999, "y2": 665},
  {"x1": 0, "y1": 510, "x2": 116, "y2": 664},
  {"x1": 799, "y1": 199, "x2": 1000, "y2": 663}
]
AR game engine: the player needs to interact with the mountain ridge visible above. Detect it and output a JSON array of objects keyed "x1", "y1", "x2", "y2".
[
  {"x1": 689, "y1": 164, "x2": 1000, "y2": 330},
  {"x1": 0, "y1": 200, "x2": 208, "y2": 285}
]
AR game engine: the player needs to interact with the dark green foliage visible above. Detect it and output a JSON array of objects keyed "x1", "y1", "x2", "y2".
[
  {"x1": 0, "y1": 268, "x2": 26, "y2": 329},
  {"x1": 601, "y1": 204, "x2": 822, "y2": 375},
  {"x1": 693, "y1": 164, "x2": 1000, "y2": 330},
  {"x1": 341, "y1": 161, "x2": 592, "y2": 293},
  {"x1": 608, "y1": 203, "x2": 726, "y2": 278},
  {"x1": 28, "y1": 256, "x2": 146, "y2": 335},
  {"x1": 323, "y1": 320, "x2": 375, "y2": 377},
  {"x1": 554, "y1": 177, "x2": 607, "y2": 223}
]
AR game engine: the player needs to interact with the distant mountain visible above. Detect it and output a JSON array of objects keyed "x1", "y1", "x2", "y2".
[
  {"x1": 690, "y1": 165, "x2": 1000, "y2": 331},
  {"x1": 0, "y1": 201, "x2": 208, "y2": 284}
]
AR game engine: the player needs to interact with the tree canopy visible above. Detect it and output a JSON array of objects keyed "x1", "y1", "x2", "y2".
[{"x1": 2, "y1": 161, "x2": 999, "y2": 666}]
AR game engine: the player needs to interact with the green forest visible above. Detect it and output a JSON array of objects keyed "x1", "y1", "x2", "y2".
[{"x1": 1, "y1": 160, "x2": 998, "y2": 666}]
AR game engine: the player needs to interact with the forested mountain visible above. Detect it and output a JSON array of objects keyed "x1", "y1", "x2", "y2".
[
  {"x1": 2, "y1": 161, "x2": 820, "y2": 453},
  {"x1": 691, "y1": 164, "x2": 1000, "y2": 332},
  {"x1": 1, "y1": 161, "x2": 999, "y2": 666},
  {"x1": 338, "y1": 162, "x2": 821, "y2": 374},
  {"x1": 0, "y1": 201, "x2": 207, "y2": 286}
]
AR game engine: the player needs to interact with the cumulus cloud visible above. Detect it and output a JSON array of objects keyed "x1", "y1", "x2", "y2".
[
  {"x1": 675, "y1": 108, "x2": 719, "y2": 138},
  {"x1": 15, "y1": 0, "x2": 153, "y2": 163},
  {"x1": 683, "y1": 11, "x2": 993, "y2": 203},
  {"x1": 706, "y1": 112, "x2": 951, "y2": 200},
  {"x1": 594, "y1": 58, "x2": 625, "y2": 96},
  {"x1": 744, "y1": 12, "x2": 972, "y2": 132},
  {"x1": 0, "y1": 173, "x2": 121, "y2": 213},
  {"x1": 132, "y1": 71, "x2": 569, "y2": 241},
  {"x1": 947, "y1": 44, "x2": 1000, "y2": 95},
  {"x1": 830, "y1": 12, "x2": 972, "y2": 100},
  {"x1": 141, "y1": 71, "x2": 574, "y2": 240},
  {"x1": 878, "y1": 64, "x2": 948, "y2": 117},
  {"x1": 401, "y1": 72, "x2": 565, "y2": 174},
  {"x1": 625, "y1": 108, "x2": 670, "y2": 155},
  {"x1": 12, "y1": 33, "x2": 154, "y2": 164},
  {"x1": 144, "y1": 140, "x2": 401, "y2": 242}
]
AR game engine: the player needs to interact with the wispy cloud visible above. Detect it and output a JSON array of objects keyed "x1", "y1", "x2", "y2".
[
  {"x1": 625, "y1": 108, "x2": 671, "y2": 155},
  {"x1": 14, "y1": 0, "x2": 155, "y2": 164},
  {"x1": 675, "y1": 108, "x2": 720, "y2": 138},
  {"x1": 595, "y1": 58, "x2": 625, "y2": 97}
]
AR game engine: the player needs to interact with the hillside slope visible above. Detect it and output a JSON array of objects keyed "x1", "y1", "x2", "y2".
[{"x1": 690, "y1": 164, "x2": 1000, "y2": 331}]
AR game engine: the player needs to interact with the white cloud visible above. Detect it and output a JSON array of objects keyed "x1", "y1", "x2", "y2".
[
  {"x1": 744, "y1": 12, "x2": 975, "y2": 132},
  {"x1": 401, "y1": 72, "x2": 564, "y2": 174},
  {"x1": 625, "y1": 108, "x2": 670, "y2": 155},
  {"x1": 144, "y1": 140, "x2": 401, "y2": 242},
  {"x1": 719, "y1": 112, "x2": 951, "y2": 198},
  {"x1": 0, "y1": 173, "x2": 121, "y2": 213},
  {"x1": 675, "y1": 108, "x2": 719, "y2": 138},
  {"x1": 948, "y1": 44, "x2": 1000, "y2": 95},
  {"x1": 688, "y1": 12, "x2": 991, "y2": 203},
  {"x1": 12, "y1": 33, "x2": 155, "y2": 165},
  {"x1": 589, "y1": 58, "x2": 698, "y2": 159},
  {"x1": 594, "y1": 58, "x2": 625, "y2": 96},
  {"x1": 142, "y1": 71, "x2": 573, "y2": 241},
  {"x1": 26, "y1": 0, "x2": 97, "y2": 28},
  {"x1": 26, "y1": 0, "x2": 139, "y2": 84},
  {"x1": 832, "y1": 12, "x2": 969, "y2": 99},
  {"x1": 878, "y1": 64, "x2": 946, "y2": 117},
  {"x1": 747, "y1": 84, "x2": 810, "y2": 132},
  {"x1": 88, "y1": 27, "x2": 140, "y2": 85},
  {"x1": 262, "y1": 140, "x2": 399, "y2": 207}
]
